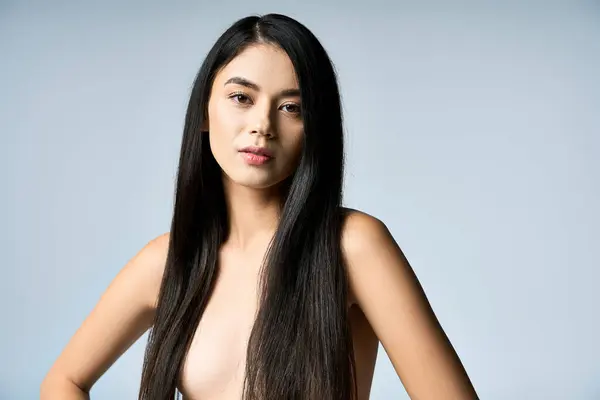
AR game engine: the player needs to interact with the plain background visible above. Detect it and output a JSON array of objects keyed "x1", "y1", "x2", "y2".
[{"x1": 2, "y1": 1, "x2": 599, "y2": 399}]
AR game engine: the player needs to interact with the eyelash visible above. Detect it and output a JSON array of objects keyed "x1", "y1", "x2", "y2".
[{"x1": 228, "y1": 92, "x2": 301, "y2": 115}]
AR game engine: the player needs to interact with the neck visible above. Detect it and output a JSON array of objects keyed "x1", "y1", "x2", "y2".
[{"x1": 222, "y1": 176, "x2": 284, "y2": 252}]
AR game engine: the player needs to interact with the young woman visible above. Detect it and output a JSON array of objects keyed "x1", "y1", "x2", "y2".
[{"x1": 41, "y1": 13, "x2": 478, "y2": 400}]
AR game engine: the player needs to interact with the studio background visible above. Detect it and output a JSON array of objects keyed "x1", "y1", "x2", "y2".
[{"x1": 2, "y1": 1, "x2": 599, "y2": 399}]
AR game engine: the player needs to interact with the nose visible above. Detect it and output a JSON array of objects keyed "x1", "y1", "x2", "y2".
[{"x1": 249, "y1": 106, "x2": 274, "y2": 138}]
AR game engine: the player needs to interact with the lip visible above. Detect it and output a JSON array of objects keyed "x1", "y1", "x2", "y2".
[{"x1": 238, "y1": 146, "x2": 274, "y2": 158}]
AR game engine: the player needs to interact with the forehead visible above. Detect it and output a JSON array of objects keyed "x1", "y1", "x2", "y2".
[{"x1": 214, "y1": 44, "x2": 299, "y2": 91}]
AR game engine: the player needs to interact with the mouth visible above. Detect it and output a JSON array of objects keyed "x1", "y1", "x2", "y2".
[
  {"x1": 238, "y1": 146, "x2": 274, "y2": 166},
  {"x1": 238, "y1": 146, "x2": 274, "y2": 158}
]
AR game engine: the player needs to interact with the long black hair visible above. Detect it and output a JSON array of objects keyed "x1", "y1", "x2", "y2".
[{"x1": 138, "y1": 13, "x2": 356, "y2": 400}]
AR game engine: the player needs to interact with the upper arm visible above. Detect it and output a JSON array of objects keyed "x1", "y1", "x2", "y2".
[
  {"x1": 341, "y1": 211, "x2": 478, "y2": 399},
  {"x1": 43, "y1": 233, "x2": 170, "y2": 392}
]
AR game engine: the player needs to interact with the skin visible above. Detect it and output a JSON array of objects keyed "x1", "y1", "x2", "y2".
[{"x1": 41, "y1": 43, "x2": 478, "y2": 399}]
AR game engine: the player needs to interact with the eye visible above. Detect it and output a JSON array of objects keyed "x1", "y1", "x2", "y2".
[
  {"x1": 281, "y1": 103, "x2": 301, "y2": 115},
  {"x1": 229, "y1": 92, "x2": 252, "y2": 104}
]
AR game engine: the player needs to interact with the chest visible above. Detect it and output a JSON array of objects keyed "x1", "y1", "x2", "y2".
[
  {"x1": 177, "y1": 251, "x2": 363, "y2": 400},
  {"x1": 178, "y1": 251, "x2": 261, "y2": 400}
]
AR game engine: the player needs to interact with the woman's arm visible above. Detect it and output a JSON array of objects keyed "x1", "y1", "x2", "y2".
[
  {"x1": 40, "y1": 233, "x2": 169, "y2": 399},
  {"x1": 342, "y1": 210, "x2": 478, "y2": 400},
  {"x1": 39, "y1": 378, "x2": 89, "y2": 400}
]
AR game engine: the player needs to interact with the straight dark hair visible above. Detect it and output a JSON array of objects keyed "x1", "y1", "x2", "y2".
[{"x1": 138, "y1": 13, "x2": 356, "y2": 400}]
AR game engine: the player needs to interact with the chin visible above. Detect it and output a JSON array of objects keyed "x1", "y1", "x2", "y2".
[{"x1": 225, "y1": 171, "x2": 286, "y2": 191}]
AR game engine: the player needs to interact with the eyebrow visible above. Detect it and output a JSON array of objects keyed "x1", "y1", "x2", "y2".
[{"x1": 224, "y1": 76, "x2": 300, "y2": 97}]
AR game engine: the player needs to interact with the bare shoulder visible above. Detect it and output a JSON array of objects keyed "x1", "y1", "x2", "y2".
[
  {"x1": 339, "y1": 207, "x2": 394, "y2": 306},
  {"x1": 340, "y1": 207, "x2": 391, "y2": 255},
  {"x1": 41, "y1": 232, "x2": 171, "y2": 394},
  {"x1": 340, "y1": 207, "x2": 398, "y2": 276},
  {"x1": 113, "y1": 231, "x2": 171, "y2": 311},
  {"x1": 132, "y1": 232, "x2": 171, "y2": 308},
  {"x1": 339, "y1": 208, "x2": 478, "y2": 398}
]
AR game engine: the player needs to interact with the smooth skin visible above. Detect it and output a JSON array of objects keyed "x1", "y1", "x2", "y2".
[
  {"x1": 41, "y1": 43, "x2": 478, "y2": 399},
  {"x1": 40, "y1": 233, "x2": 169, "y2": 399}
]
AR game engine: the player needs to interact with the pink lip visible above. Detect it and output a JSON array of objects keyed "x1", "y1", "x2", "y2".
[
  {"x1": 239, "y1": 146, "x2": 274, "y2": 158},
  {"x1": 238, "y1": 146, "x2": 274, "y2": 166}
]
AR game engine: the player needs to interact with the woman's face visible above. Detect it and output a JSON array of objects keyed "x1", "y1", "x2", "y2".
[{"x1": 204, "y1": 43, "x2": 304, "y2": 189}]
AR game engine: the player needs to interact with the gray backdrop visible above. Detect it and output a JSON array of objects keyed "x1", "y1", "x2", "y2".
[{"x1": 2, "y1": 1, "x2": 599, "y2": 399}]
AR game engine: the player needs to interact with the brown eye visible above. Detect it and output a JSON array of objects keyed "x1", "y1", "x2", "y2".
[
  {"x1": 230, "y1": 92, "x2": 251, "y2": 104},
  {"x1": 282, "y1": 103, "x2": 301, "y2": 114}
]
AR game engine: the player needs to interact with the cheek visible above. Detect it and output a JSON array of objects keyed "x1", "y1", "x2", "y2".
[
  {"x1": 207, "y1": 101, "x2": 242, "y2": 154},
  {"x1": 287, "y1": 124, "x2": 305, "y2": 151},
  {"x1": 209, "y1": 100, "x2": 241, "y2": 136},
  {"x1": 291, "y1": 134, "x2": 304, "y2": 157},
  {"x1": 280, "y1": 129, "x2": 304, "y2": 165}
]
